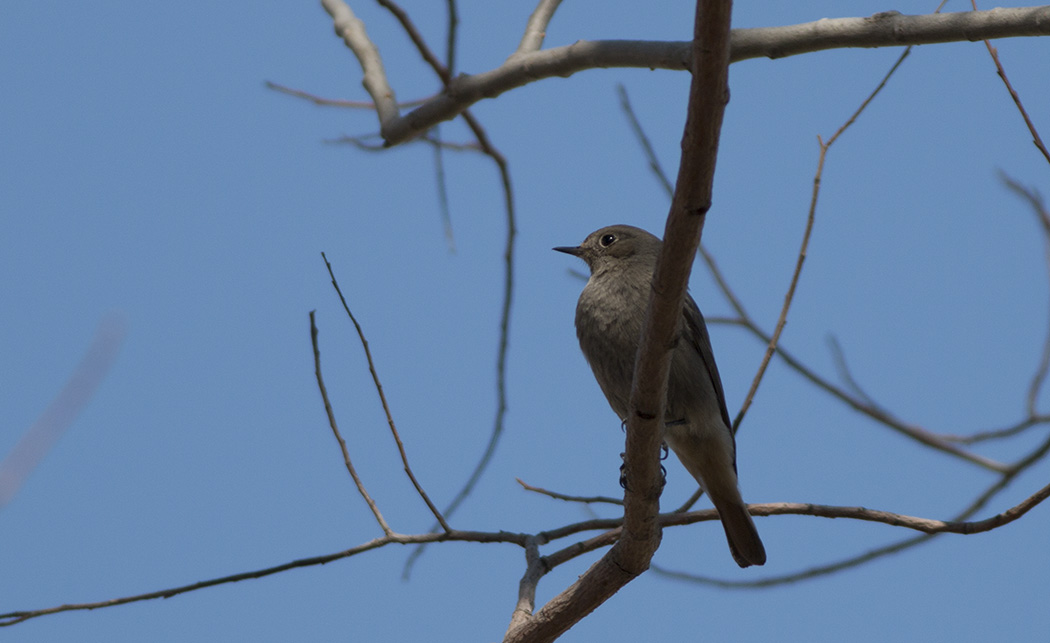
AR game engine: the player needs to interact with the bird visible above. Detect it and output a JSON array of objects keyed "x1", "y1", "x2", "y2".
[{"x1": 554, "y1": 224, "x2": 766, "y2": 567}]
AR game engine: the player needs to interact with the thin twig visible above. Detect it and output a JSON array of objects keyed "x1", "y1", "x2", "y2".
[
  {"x1": 445, "y1": 0, "x2": 458, "y2": 75},
  {"x1": 364, "y1": 0, "x2": 520, "y2": 577},
  {"x1": 826, "y1": 335, "x2": 878, "y2": 407},
  {"x1": 321, "y1": 254, "x2": 451, "y2": 533},
  {"x1": 733, "y1": 46, "x2": 911, "y2": 429},
  {"x1": 745, "y1": 323, "x2": 1009, "y2": 472},
  {"x1": 971, "y1": 1, "x2": 1050, "y2": 167},
  {"x1": 309, "y1": 310, "x2": 393, "y2": 535},
  {"x1": 516, "y1": 478, "x2": 624, "y2": 506},
  {"x1": 943, "y1": 415, "x2": 1050, "y2": 445},
  {"x1": 327, "y1": 133, "x2": 482, "y2": 152},
  {"x1": 1000, "y1": 174, "x2": 1050, "y2": 418},
  {"x1": 437, "y1": 0, "x2": 459, "y2": 250},
  {"x1": 403, "y1": 129, "x2": 516, "y2": 576},
  {"x1": 0, "y1": 314, "x2": 126, "y2": 508},
  {"x1": 0, "y1": 529, "x2": 528, "y2": 627},
  {"x1": 622, "y1": 84, "x2": 1007, "y2": 470},
  {"x1": 432, "y1": 123, "x2": 456, "y2": 252},
  {"x1": 618, "y1": 65, "x2": 1001, "y2": 482},
  {"x1": 376, "y1": 0, "x2": 451, "y2": 83},
  {"x1": 265, "y1": 81, "x2": 428, "y2": 109},
  {"x1": 671, "y1": 488, "x2": 705, "y2": 513},
  {"x1": 8, "y1": 478, "x2": 1050, "y2": 627},
  {"x1": 542, "y1": 468, "x2": 1050, "y2": 583},
  {"x1": 653, "y1": 429, "x2": 1050, "y2": 588},
  {"x1": 617, "y1": 84, "x2": 674, "y2": 198}
]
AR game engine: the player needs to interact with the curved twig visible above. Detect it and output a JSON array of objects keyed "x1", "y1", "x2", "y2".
[
  {"x1": 517, "y1": 478, "x2": 624, "y2": 506},
  {"x1": 322, "y1": 255, "x2": 452, "y2": 533},
  {"x1": 309, "y1": 310, "x2": 392, "y2": 535},
  {"x1": 733, "y1": 46, "x2": 911, "y2": 430}
]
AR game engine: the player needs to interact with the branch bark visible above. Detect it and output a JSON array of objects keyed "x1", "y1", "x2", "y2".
[
  {"x1": 320, "y1": 6, "x2": 1050, "y2": 145},
  {"x1": 502, "y1": 0, "x2": 734, "y2": 639}
]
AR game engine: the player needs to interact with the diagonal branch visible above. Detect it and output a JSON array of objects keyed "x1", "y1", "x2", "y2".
[
  {"x1": 503, "y1": 1, "x2": 735, "y2": 639},
  {"x1": 322, "y1": 254, "x2": 452, "y2": 533},
  {"x1": 320, "y1": 0, "x2": 399, "y2": 130},
  {"x1": 517, "y1": 0, "x2": 565, "y2": 54},
  {"x1": 0, "y1": 315, "x2": 126, "y2": 509},
  {"x1": 733, "y1": 44, "x2": 911, "y2": 430},
  {"x1": 310, "y1": 310, "x2": 393, "y2": 535},
  {"x1": 971, "y1": 1, "x2": 1050, "y2": 167}
]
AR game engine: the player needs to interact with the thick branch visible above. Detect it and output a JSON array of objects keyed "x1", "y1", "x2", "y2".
[
  {"x1": 503, "y1": 1, "x2": 734, "y2": 640},
  {"x1": 321, "y1": 0, "x2": 399, "y2": 130},
  {"x1": 338, "y1": 6, "x2": 1050, "y2": 145}
]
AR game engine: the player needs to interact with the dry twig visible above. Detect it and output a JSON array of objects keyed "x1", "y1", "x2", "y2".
[{"x1": 321, "y1": 254, "x2": 451, "y2": 533}]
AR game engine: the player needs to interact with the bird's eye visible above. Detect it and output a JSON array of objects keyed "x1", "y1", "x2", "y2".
[{"x1": 599, "y1": 234, "x2": 616, "y2": 247}]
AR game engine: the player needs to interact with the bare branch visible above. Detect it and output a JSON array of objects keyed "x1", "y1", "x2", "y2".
[
  {"x1": 327, "y1": 133, "x2": 482, "y2": 152},
  {"x1": 826, "y1": 335, "x2": 879, "y2": 407},
  {"x1": 505, "y1": 536, "x2": 547, "y2": 634},
  {"x1": 656, "y1": 429, "x2": 1050, "y2": 588},
  {"x1": 432, "y1": 124, "x2": 456, "y2": 252},
  {"x1": 9, "y1": 479, "x2": 1048, "y2": 627},
  {"x1": 620, "y1": 77, "x2": 1011, "y2": 471},
  {"x1": 516, "y1": 0, "x2": 565, "y2": 54},
  {"x1": 971, "y1": 1, "x2": 1050, "y2": 167},
  {"x1": 504, "y1": 1, "x2": 735, "y2": 639},
  {"x1": 734, "y1": 46, "x2": 910, "y2": 430},
  {"x1": 748, "y1": 324, "x2": 1010, "y2": 472},
  {"x1": 375, "y1": 0, "x2": 451, "y2": 84},
  {"x1": 517, "y1": 478, "x2": 624, "y2": 506},
  {"x1": 1001, "y1": 168, "x2": 1050, "y2": 419},
  {"x1": 617, "y1": 84, "x2": 674, "y2": 198},
  {"x1": 309, "y1": 310, "x2": 393, "y2": 535},
  {"x1": 320, "y1": 0, "x2": 399, "y2": 130},
  {"x1": 346, "y1": 7, "x2": 1050, "y2": 146},
  {"x1": 321, "y1": 254, "x2": 451, "y2": 533},
  {"x1": 402, "y1": 112, "x2": 517, "y2": 578},
  {"x1": 944, "y1": 415, "x2": 1050, "y2": 445},
  {"x1": 444, "y1": 0, "x2": 458, "y2": 74},
  {"x1": 265, "y1": 81, "x2": 429, "y2": 109},
  {"x1": 0, "y1": 529, "x2": 529, "y2": 628},
  {"x1": 0, "y1": 315, "x2": 126, "y2": 509}
]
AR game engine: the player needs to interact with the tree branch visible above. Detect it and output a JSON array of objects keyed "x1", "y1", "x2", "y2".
[
  {"x1": 8, "y1": 483, "x2": 1048, "y2": 627},
  {"x1": 322, "y1": 254, "x2": 452, "y2": 533},
  {"x1": 516, "y1": 0, "x2": 565, "y2": 54},
  {"x1": 320, "y1": 0, "x2": 399, "y2": 131},
  {"x1": 309, "y1": 310, "x2": 393, "y2": 535},
  {"x1": 321, "y1": 6, "x2": 1050, "y2": 146},
  {"x1": 503, "y1": 0, "x2": 734, "y2": 639}
]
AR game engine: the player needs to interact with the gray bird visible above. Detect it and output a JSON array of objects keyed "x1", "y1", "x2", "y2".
[{"x1": 555, "y1": 224, "x2": 766, "y2": 568}]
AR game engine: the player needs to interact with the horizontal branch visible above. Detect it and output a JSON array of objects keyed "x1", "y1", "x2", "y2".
[
  {"x1": 0, "y1": 529, "x2": 528, "y2": 627},
  {"x1": 5, "y1": 481, "x2": 1047, "y2": 627},
  {"x1": 363, "y1": 6, "x2": 1050, "y2": 144}
]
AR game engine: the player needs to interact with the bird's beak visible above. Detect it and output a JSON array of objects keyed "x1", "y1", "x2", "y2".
[{"x1": 553, "y1": 245, "x2": 583, "y2": 257}]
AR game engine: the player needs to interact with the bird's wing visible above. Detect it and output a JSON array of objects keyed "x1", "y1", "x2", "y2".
[{"x1": 682, "y1": 294, "x2": 734, "y2": 433}]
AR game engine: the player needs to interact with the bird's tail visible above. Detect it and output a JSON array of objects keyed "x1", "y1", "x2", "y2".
[
  {"x1": 708, "y1": 490, "x2": 766, "y2": 568},
  {"x1": 665, "y1": 427, "x2": 766, "y2": 567}
]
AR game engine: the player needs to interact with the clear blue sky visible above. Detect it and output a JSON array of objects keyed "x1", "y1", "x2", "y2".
[{"x1": 3, "y1": 2, "x2": 1049, "y2": 641}]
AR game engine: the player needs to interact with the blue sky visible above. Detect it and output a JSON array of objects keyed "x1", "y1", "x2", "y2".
[{"x1": 2, "y1": 2, "x2": 1049, "y2": 641}]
